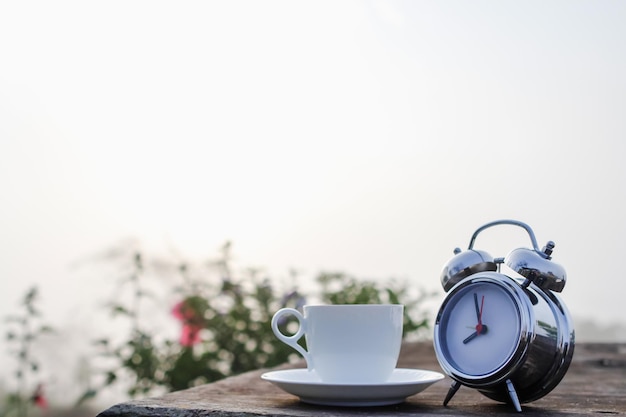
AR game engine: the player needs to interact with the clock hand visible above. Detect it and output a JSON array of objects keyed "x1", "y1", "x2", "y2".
[
  {"x1": 462, "y1": 325, "x2": 488, "y2": 344},
  {"x1": 463, "y1": 294, "x2": 487, "y2": 344},
  {"x1": 474, "y1": 293, "x2": 480, "y2": 322},
  {"x1": 463, "y1": 331, "x2": 478, "y2": 344},
  {"x1": 476, "y1": 294, "x2": 485, "y2": 334}
]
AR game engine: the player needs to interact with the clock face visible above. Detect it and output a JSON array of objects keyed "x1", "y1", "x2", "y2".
[{"x1": 437, "y1": 281, "x2": 522, "y2": 377}]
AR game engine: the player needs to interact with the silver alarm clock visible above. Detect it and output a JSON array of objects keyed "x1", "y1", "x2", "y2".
[{"x1": 433, "y1": 220, "x2": 575, "y2": 412}]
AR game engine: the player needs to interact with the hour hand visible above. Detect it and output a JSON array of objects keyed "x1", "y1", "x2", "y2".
[{"x1": 463, "y1": 325, "x2": 488, "y2": 344}]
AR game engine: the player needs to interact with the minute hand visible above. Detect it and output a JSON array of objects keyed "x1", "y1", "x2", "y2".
[
  {"x1": 474, "y1": 293, "x2": 481, "y2": 323},
  {"x1": 464, "y1": 294, "x2": 487, "y2": 344}
]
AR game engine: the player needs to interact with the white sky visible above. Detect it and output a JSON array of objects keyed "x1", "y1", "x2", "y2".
[{"x1": 1, "y1": 1, "x2": 626, "y2": 397}]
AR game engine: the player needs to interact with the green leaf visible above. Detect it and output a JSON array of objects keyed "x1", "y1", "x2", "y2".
[
  {"x1": 39, "y1": 325, "x2": 55, "y2": 333},
  {"x1": 111, "y1": 305, "x2": 131, "y2": 316},
  {"x1": 93, "y1": 338, "x2": 110, "y2": 346},
  {"x1": 386, "y1": 288, "x2": 401, "y2": 305},
  {"x1": 105, "y1": 371, "x2": 117, "y2": 385},
  {"x1": 76, "y1": 389, "x2": 97, "y2": 406}
]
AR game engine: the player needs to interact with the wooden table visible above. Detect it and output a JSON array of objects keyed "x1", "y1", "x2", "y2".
[{"x1": 97, "y1": 342, "x2": 626, "y2": 416}]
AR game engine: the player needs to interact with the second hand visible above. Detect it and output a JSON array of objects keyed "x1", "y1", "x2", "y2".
[{"x1": 476, "y1": 294, "x2": 484, "y2": 334}]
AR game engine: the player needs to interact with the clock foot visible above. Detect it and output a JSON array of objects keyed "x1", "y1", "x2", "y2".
[
  {"x1": 443, "y1": 381, "x2": 461, "y2": 406},
  {"x1": 506, "y1": 379, "x2": 522, "y2": 412}
]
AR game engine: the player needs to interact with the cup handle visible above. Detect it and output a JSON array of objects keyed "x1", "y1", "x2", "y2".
[{"x1": 271, "y1": 308, "x2": 312, "y2": 370}]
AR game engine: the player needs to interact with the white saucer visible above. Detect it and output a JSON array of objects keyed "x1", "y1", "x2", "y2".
[{"x1": 261, "y1": 368, "x2": 444, "y2": 406}]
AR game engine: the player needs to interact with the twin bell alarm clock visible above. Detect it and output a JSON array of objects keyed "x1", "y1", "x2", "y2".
[{"x1": 433, "y1": 219, "x2": 574, "y2": 412}]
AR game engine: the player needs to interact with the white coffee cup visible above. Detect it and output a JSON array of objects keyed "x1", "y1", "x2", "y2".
[{"x1": 271, "y1": 304, "x2": 404, "y2": 383}]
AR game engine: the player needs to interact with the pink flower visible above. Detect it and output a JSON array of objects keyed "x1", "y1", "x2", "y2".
[
  {"x1": 32, "y1": 383, "x2": 47, "y2": 409},
  {"x1": 172, "y1": 300, "x2": 204, "y2": 347},
  {"x1": 179, "y1": 322, "x2": 202, "y2": 346}
]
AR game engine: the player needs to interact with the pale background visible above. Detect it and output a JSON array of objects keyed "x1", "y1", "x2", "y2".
[{"x1": 1, "y1": 0, "x2": 625, "y2": 408}]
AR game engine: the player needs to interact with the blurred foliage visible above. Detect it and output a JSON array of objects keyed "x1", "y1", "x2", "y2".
[
  {"x1": 7, "y1": 241, "x2": 429, "y2": 406},
  {"x1": 2, "y1": 287, "x2": 54, "y2": 417},
  {"x1": 317, "y1": 272, "x2": 432, "y2": 337}
]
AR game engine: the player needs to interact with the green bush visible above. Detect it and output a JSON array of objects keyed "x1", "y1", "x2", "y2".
[
  {"x1": 74, "y1": 242, "x2": 433, "y2": 404},
  {"x1": 3, "y1": 287, "x2": 54, "y2": 417}
]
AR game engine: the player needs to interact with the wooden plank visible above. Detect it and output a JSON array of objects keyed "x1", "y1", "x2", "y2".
[{"x1": 98, "y1": 342, "x2": 626, "y2": 417}]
